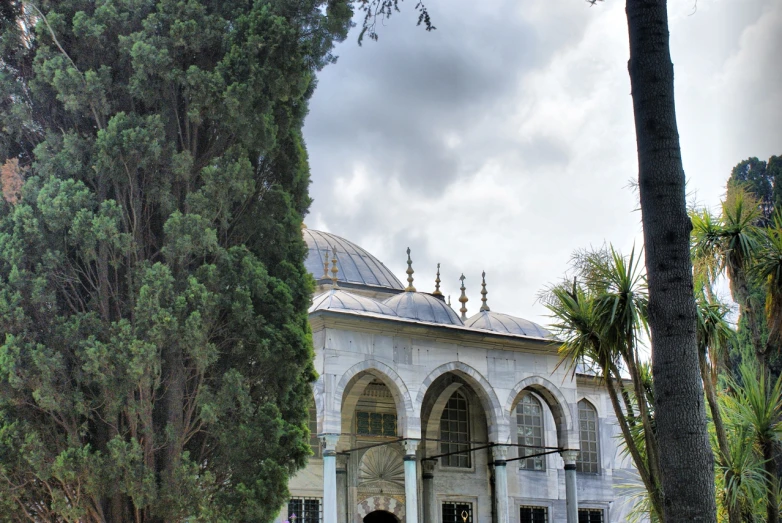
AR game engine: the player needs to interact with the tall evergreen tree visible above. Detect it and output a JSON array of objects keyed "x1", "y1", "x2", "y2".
[{"x1": 0, "y1": 1, "x2": 351, "y2": 521}]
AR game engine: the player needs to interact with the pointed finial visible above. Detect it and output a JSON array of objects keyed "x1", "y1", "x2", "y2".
[
  {"x1": 432, "y1": 263, "x2": 443, "y2": 297},
  {"x1": 480, "y1": 271, "x2": 490, "y2": 312},
  {"x1": 458, "y1": 274, "x2": 468, "y2": 320},
  {"x1": 405, "y1": 247, "x2": 416, "y2": 292},
  {"x1": 330, "y1": 246, "x2": 339, "y2": 287},
  {"x1": 323, "y1": 251, "x2": 330, "y2": 279},
  {"x1": 447, "y1": 295, "x2": 452, "y2": 307}
]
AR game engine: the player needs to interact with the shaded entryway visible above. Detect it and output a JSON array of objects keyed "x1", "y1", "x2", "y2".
[
  {"x1": 355, "y1": 496, "x2": 405, "y2": 523},
  {"x1": 363, "y1": 510, "x2": 399, "y2": 523}
]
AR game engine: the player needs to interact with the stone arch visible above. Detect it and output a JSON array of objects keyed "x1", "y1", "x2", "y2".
[
  {"x1": 355, "y1": 496, "x2": 406, "y2": 523},
  {"x1": 507, "y1": 376, "x2": 578, "y2": 449},
  {"x1": 415, "y1": 362, "x2": 508, "y2": 442},
  {"x1": 332, "y1": 359, "x2": 417, "y2": 438}
]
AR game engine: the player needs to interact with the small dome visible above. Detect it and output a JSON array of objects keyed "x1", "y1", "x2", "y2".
[
  {"x1": 465, "y1": 311, "x2": 553, "y2": 339},
  {"x1": 310, "y1": 289, "x2": 397, "y2": 316},
  {"x1": 383, "y1": 292, "x2": 463, "y2": 325},
  {"x1": 303, "y1": 229, "x2": 404, "y2": 291}
]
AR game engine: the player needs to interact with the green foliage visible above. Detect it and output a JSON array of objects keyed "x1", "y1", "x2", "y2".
[
  {"x1": 721, "y1": 360, "x2": 782, "y2": 521},
  {"x1": 0, "y1": 1, "x2": 351, "y2": 521},
  {"x1": 544, "y1": 245, "x2": 663, "y2": 521},
  {"x1": 729, "y1": 156, "x2": 782, "y2": 224}
]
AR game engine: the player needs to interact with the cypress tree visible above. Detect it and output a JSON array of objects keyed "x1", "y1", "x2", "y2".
[{"x1": 0, "y1": 1, "x2": 351, "y2": 521}]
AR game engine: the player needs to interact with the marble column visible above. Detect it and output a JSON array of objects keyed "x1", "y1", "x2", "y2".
[
  {"x1": 561, "y1": 450, "x2": 579, "y2": 523},
  {"x1": 336, "y1": 455, "x2": 348, "y2": 523},
  {"x1": 403, "y1": 439, "x2": 421, "y2": 523},
  {"x1": 421, "y1": 460, "x2": 436, "y2": 523},
  {"x1": 493, "y1": 445, "x2": 510, "y2": 523},
  {"x1": 322, "y1": 434, "x2": 340, "y2": 523}
]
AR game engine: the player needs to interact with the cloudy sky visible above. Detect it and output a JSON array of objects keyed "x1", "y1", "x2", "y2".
[{"x1": 302, "y1": 0, "x2": 781, "y2": 327}]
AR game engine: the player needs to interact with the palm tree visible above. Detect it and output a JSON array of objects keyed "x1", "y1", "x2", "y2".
[
  {"x1": 723, "y1": 361, "x2": 782, "y2": 523},
  {"x1": 545, "y1": 245, "x2": 664, "y2": 520},
  {"x1": 713, "y1": 423, "x2": 765, "y2": 522},
  {"x1": 751, "y1": 213, "x2": 782, "y2": 373},
  {"x1": 695, "y1": 293, "x2": 739, "y2": 523}
]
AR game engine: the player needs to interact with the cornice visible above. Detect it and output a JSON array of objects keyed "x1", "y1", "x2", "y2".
[{"x1": 309, "y1": 309, "x2": 559, "y2": 355}]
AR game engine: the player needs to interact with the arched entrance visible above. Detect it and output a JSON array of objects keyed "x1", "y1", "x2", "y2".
[
  {"x1": 363, "y1": 510, "x2": 399, "y2": 523},
  {"x1": 355, "y1": 496, "x2": 405, "y2": 523}
]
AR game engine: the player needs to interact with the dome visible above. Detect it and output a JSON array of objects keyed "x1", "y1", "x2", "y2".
[
  {"x1": 303, "y1": 229, "x2": 404, "y2": 291},
  {"x1": 310, "y1": 289, "x2": 398, "y2": 316},
  {"x1": 464, "y1": 311, "x2": 553, "y2": 339},
  {"x1": 383, "y1": 292, "x2": 464, "y2": 325}
]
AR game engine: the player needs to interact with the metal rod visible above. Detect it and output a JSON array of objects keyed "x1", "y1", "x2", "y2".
[
  {"x1": 337, "y1": 438, "x2": 404, "y2": 455},
  {"x1": 422, "y1": 443, "x2": 496, "y2": 461},
  {"x1": 504, "y1": 448, "x2": 563, "y2": 463}
]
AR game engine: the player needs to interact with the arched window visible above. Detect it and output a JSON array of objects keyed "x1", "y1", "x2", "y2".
[
  {"x1": 440, "y1": 391, "x2": 470, "y2": 468},
  {"x1": 577, "y1": 400, "x2": 599, "y2": 473},
  {"x1": 517, "y1": 394, "x2": 545, "y2": 470}
]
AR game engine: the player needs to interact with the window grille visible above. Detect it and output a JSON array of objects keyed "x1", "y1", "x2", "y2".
[
  {"x1": 287, "y1": 497, "x2": 322, "y2": 523},
  {"x1": 519, "y1": 505, "x2": 548, "y2": 523},
  {"x1": 355, "y1": 411, "x2": 397, "y2": 436},
  {"x1": 517, "y1": 394, "x2": 545, "y2": 470},
  {"x1": 442, "y1": 501, "x2": 473, "y2": 523},
  {"x1": 309, "y1": 404, "x2": 321, "y2": 458},
  {"x1": 440, "y1": 391, "x2": 471, "y2": 468},
  {"x1": 578, "y1": 509, "x2": 604, "y2": 523},
  {"x1": 576, "y1": 400, "x2": 599, "y2": 474}
]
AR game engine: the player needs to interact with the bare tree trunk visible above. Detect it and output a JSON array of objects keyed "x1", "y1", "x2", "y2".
[
  {"x1": 625, "y1": 0, "x2": 717, "y2": 521},
  {"x1": 764, "y1": 440, "x2": 779, "y2": 523},
  {"x1": 698, "y1": 344, "x2": 740, "y2": 523}
]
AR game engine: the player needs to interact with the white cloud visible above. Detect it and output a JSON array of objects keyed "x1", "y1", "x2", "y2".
[{"x1": 303, "y1": 0, "x2": 781, "y2": 326}]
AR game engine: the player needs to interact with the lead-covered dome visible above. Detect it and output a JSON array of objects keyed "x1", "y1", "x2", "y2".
[
  {"x1": 383, "y1": 292, "x2": 463, "y2": 325},
  {"x1": 310, "y1": 289, "x2": 397, "y2": 316},
  {"x1": 465, "y1": 311, "x2": 553, "y2": 339},
  {"x1": 303, "y1": 229, "x2": 404, "y2": 291}
]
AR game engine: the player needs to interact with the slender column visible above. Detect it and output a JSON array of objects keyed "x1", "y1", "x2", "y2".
[
  {"x1": 561, "y1": 450, "x2": 579, "y2": 523},
  {"x1": 336, "y1": 455, "x2": 348, "y2": 523},
  {"x1": 422, "y1": 460, "x2": 436, "y2": 523},
  {"x1": 322, "y1": 434, "x2": 340, "y2": 523},
  {"x1": 403, "y1": 439, "x2": 421, "y2": 523},
  {"x1": 493, "y1": 445, "x2": 510, "y2": 523}
]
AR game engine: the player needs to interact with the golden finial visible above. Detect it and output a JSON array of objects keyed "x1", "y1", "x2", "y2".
[
  {"x1": 330, "y1": 246, "x2": 339, "y2": 287},
  {"x1": 322, "y1": 251, "x2": 330, "y2": 279},
  {"x1": 458, "y1": 274, "x2": 468, "y2": 320},
  {"x1": 432, "y1": 263, "x2": 443, "y2": 297},
  {"x1": 405, "y1": 247, "x2": 416, "y2": 292},
  {"x1": 480, "y1": 271, "x2": 490, "y2": 312}
]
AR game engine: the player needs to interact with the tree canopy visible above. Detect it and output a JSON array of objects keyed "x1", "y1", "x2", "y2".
[{"x1": 0, "y1": 1, "x2": 351, "y2": 521}]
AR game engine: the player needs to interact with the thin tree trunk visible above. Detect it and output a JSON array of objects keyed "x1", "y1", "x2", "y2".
[
  {"x1": 625, "y1": 0, "x2": 717, "y2": 520},
  {"x1": 606, "y1": 370, "x2": 665, "y2": 520},
  {"x1": 698, "y1": 343, "x2": 740, "y2": 523},
  {"x1": 729, "y1": 267, "x2": 765, "y2": 369},
  {"x1": 764, "y1": 439, "x2": 779, "y2": 523}
]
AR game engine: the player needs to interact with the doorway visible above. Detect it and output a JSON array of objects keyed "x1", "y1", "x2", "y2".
[{"x1": 363, "y1": 510, "x2": 399, "y2": 523}]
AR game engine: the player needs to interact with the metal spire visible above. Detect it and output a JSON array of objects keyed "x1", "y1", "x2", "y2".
[
  {"x1": 458, "y1": 274, "x2": 468, "y2": 320},
  {"x1": 330, "y1": 246, "x2": 339, "y2": 288},
  {"x1": 480, "y1": 271, "x2": 490, "y2": 312},
  {"x1": 405, "y1": 247, "x2": 416, "y2": 292},
  {"x1": 322, "y1": 251, "x2": 330, "y2": 280},
  {"x1": 432, "y1": 263, "x2": 443, "y2": 297}
]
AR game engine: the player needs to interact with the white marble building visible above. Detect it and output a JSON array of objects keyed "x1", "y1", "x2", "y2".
[{"x1": 281, "y1": 229, "x2": 639, "y2": 523}]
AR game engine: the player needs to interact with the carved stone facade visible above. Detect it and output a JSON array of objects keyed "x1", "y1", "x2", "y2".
[{"x1": 279, "y1": 230, "x2": 643, "y2": 523}]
